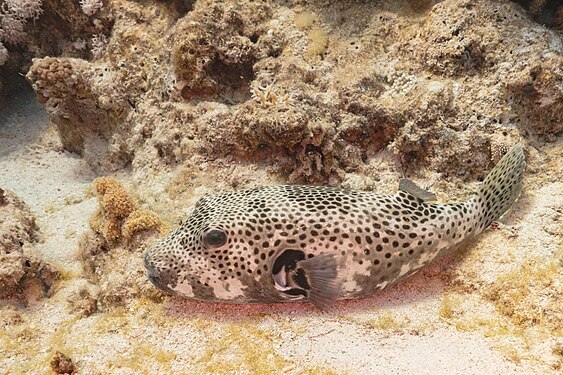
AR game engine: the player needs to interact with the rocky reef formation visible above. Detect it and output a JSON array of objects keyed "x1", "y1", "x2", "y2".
[
  {"x1": 513, "y1": 0, "x2": 563, "y2": 27},
  {"x1": 0, "y1": 188, "x2": 58, "y2": 301},
  {"x1": 0, "y1": 0, "x2": 113, "y2": 102},
  {"x1": 22, "y1": 0, "x2": 562, "y2": 184}
]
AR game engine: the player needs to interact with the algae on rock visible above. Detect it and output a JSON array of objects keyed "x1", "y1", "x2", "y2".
[{"x1": 0, "y1": 189, "x2": 59, "y2": 301}]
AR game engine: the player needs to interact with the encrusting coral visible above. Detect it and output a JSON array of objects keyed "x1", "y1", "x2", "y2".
[
  {"x1": 27, "y1": 58, "x2": 88, "y2": 102},
  {"x1": 90, "y1": 176, "x2": 166, "y2": 245}
]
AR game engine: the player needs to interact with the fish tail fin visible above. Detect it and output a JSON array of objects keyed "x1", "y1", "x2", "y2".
[{"x1": 471, "y1": 143, "x2": 526, "y2": 231}]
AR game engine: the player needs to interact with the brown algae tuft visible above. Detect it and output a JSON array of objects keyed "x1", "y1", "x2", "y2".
[
  {"x1": 307, "y1": 28, "x2": 329, "y2": 56},
  {"x1": 295, "y1": 11, "x2": 315, "y2": 29}
]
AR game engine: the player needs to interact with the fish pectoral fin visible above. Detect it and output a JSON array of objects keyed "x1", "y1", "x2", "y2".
[
  {"x1": 296, "y1": 253, "x2": 341, "y2": 311},
  {"x1": 399, "y1": 178, "x2": 437, "y2": 202}
]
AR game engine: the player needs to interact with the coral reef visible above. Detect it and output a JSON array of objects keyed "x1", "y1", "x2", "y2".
[
  {"x1": 0, "y1": 189, "x2": 58, "y2": 300},
  {"x1": 23, "y1": 0, "x2": 562, "y2": 185}
]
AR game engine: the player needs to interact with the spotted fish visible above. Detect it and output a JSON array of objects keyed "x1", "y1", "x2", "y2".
[{"x1": 144, "y1": 144, "x2": 525, "y2": 309}]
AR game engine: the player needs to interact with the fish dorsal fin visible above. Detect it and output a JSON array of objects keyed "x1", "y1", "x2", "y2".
[
  {"x1": 297, "y1": 253, "x2": 341, "y2": 311},
  {"x1": 399, "y1": 178, "x2": 437, "y2": 202}
]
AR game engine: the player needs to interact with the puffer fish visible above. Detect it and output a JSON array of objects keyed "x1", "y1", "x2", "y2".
[{"x1": 144, "y1": 144, "x2": 525, "y2": 309}]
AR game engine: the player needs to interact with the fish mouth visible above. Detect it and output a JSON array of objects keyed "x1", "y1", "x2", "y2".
[{"x1": 143, "y1": 251, "x2": 177, "y2": 295}]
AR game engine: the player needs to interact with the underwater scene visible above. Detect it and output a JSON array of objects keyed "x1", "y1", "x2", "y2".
[{"x1": 0, "y1": 0, "x2": 562, "y2": 374}]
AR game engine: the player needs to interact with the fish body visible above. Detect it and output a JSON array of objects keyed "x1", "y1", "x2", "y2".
[{"x1": 144, "y1": 144, "x2": 525, "y2": 309}]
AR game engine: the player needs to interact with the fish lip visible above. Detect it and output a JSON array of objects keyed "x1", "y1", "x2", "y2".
[
  {"x1": 143, "y1": 250, "x2": 154, "y2": 273},
  {"x1": 143, "y1": 251, "x2": 176, "y2": 295}
]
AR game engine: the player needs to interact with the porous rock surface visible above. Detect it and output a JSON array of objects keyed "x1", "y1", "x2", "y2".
[
  {"x1": 0, "y1": 0, "x2": 113, "y2": 102},
  {"x1": 0, "y1": 189, "x2": 58, "y2": 300},
  {"x1": 24, "y1": 0, "x2": 562, "y2": 182}
]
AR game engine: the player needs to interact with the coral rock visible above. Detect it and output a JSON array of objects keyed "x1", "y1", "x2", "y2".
[
  {"x1": 26, "y1": 57, "x2": 129, "y2": 170},
  {"x1": 504, "y1": 55, "x2": 563, "y2": 140},
  {"x1": 50, "y1": 351, "x2": 76, "y2": 375},
  {"x1": 0, "y1": 189, "x2": 58, "y2": 300}
]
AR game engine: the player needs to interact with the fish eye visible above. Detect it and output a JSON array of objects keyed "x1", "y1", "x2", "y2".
[{"x1": 202, "y1": 228, "x2": 228, "y2": 248}]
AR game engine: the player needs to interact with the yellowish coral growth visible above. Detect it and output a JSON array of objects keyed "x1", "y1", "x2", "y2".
[
  {"x1": 91, "y1": 177, "x2": 165, "y2": 244},
  {"x1": 94, "y1": 177, "x2": 135, "y2": 220},
  {"x1": 307, "y1": 28, "x2": 329, "y2": 56},
  {"x1": 122, "y1": 210, "x2": 168, "y2": 240}
]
